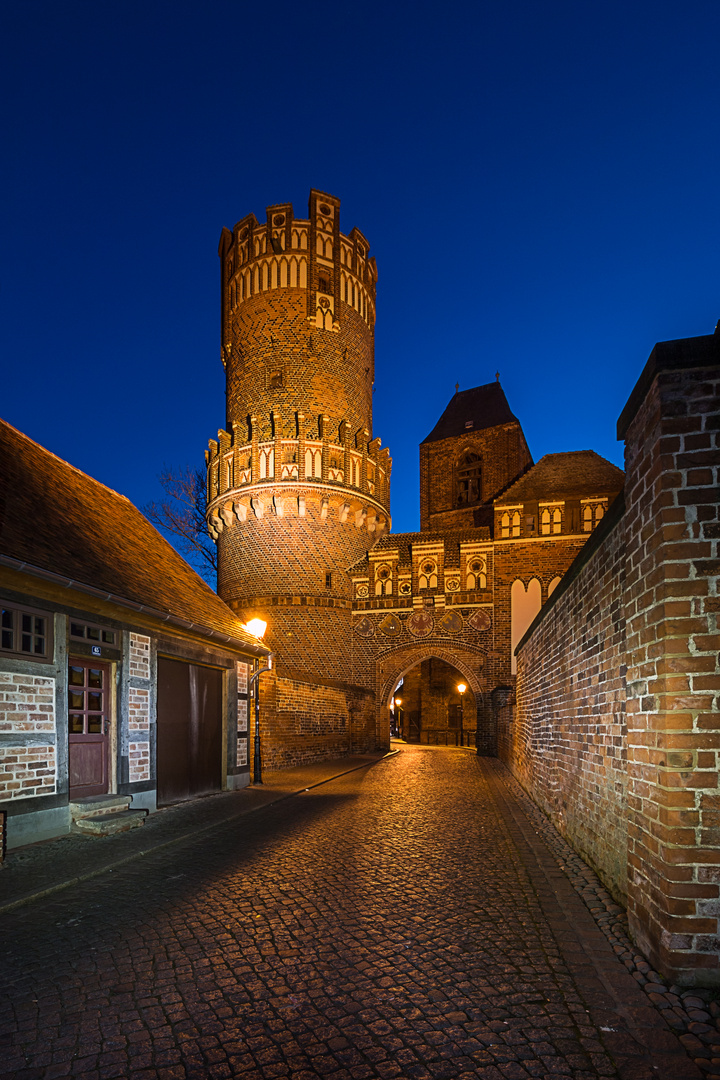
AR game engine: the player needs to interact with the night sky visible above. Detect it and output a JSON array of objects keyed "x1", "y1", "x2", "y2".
[{"x1": 2, "y1": 1, "x2": 719, "y2": 545}]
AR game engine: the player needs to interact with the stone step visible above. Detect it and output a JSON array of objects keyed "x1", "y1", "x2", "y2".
[
  {"x1": 73, "y1": 809, "x2": 146, "y2": 836},
  {"x1": 69, "y1": 795, "x2": 131, "y2": 821}
]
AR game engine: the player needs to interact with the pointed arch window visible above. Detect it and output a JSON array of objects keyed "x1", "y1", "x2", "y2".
[{"x1": 456, "y1": 453, "x2": 482, "y2": 507}]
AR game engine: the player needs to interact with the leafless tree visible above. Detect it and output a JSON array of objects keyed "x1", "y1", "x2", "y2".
[{"x1": 143, "y1": 466, "x2": 217, "y2": 586}]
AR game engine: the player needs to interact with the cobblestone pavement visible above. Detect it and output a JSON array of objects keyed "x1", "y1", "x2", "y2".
[{"x1": 0, "y1": 747, "x2": 703, "y2": 1080}]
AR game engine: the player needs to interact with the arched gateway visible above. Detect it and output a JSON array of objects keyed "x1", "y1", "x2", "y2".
[{"x1": 375, "y1": 640, "x2": 490, "y2": 751}]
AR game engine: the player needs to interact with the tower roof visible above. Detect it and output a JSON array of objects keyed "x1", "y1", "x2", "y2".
[{"x1": 421, "y1": 382, "x2": 518, "y2": 444}]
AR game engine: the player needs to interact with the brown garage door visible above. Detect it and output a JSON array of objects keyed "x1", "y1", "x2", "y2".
[{"x1": 157, "y1": 657, "x2": 223, "y2": 806}]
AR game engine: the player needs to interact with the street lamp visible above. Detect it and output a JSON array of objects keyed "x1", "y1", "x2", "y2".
[
  {"x1": 393, "y1": 696, "x2": 403, "y2": 739},
  {"x1": 457, "y1": 683, "x2": 466, "y2": 746},
  {"x1": 243, "y1": 620, "x2": 273, "y2": 785}
]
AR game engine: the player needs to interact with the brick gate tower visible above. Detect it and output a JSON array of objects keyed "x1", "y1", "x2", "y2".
[{"x1": 205, "y1": 192, "x2": 390, "y2": 757}]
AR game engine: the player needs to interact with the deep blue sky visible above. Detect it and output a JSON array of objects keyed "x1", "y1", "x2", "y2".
[{"x1": 2, "y1": 1, "x2": 719, "y2": 544}]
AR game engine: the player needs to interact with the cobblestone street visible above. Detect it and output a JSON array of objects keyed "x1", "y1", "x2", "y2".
[{"x1": 0, "y1": 748, "x2": 703, "y2": 1080}]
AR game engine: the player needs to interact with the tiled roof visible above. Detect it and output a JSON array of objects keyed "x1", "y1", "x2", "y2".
[
  {"x1": 495, "y1": 450, "x2": 624, "y2": 505},
  {"x1": 0, "y1": 419, "x2": 262, "y2": 650},
  {"x1": 422, "y1": 382, "x2": 518, "y2": 444}
]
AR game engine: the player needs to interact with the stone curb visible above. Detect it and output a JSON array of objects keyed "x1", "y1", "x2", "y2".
[
  {"x1": 494, "y1": 761, "x2": 720, "y2": 1079},
  {"x1": 0, "y1": 750, "x2": 398, "y2": 916}
]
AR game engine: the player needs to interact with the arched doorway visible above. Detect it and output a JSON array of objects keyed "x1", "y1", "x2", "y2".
[
  {"x1": 393, "y1": 657, "x2": 476, "y2": 746},
  {"x1": 377, "y1": 642, "x2": 490, "y2": 752}
]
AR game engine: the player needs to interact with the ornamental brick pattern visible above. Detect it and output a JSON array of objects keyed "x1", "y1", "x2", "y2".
[{"x1": 207, "y1": 191, "x2": 390, "y2": 766}]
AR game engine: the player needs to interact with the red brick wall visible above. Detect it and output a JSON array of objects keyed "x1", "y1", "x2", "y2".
[
  {"x1": 420, "y1": 422, "x2": 532, "y2": 531},
  {"x1": 622, "y1": 358, "x2": 720, "y2": 985},
  {"x1": 504, "y1": 337, "x2": 720, "y2": 986},
  {"x1": 212, "y1": 193, "x2": 388, "y2": 767},
  {"x1": 500, "y1": 508, "x2": 628, "y2": 902},
  {"x1": 248, "y1": 672, "x2": 377, "y2": 770}
]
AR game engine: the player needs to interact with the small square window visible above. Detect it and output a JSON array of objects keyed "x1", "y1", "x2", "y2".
[{"x1": 0, "y1": 603, "x2": 50, "y2": 660}]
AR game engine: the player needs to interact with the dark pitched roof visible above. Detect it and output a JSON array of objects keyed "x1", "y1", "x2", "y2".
[
  {"x1": 495, "y1": 450, "x2": 624, "y2": 505},
  {"x1": 422, "y1": 382, "x2": 518, "y2": 444},
  {"x1": 0, "y1": 419, "x2": 262, "y2": 650}
]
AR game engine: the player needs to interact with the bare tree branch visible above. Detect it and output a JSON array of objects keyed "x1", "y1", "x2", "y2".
[{"x1": 143, "y1": 466, "x2": 217, "y2": 587}]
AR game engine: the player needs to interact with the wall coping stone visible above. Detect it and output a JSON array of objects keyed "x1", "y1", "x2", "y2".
[{"x1": 616, "y1": 328, "x2": 720, "y2": 440}]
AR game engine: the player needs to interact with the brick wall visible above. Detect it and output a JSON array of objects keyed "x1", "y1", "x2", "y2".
[
  {"x1": 127, "y1": 632, "x2": 151, "y2": 784},
  {"x1": 212, "y1": 192, "x2": 387, "y2": 768},
  {"x1": 502, "y1": 505, "x2": 628, "y2": 901},
  {"x1": 620, "y1": 344, "x2": 720, "y2": 985},
  {"x1": 420, "y1": 423, "x2": 532, "y2": 531},
  {"x1": 0, "y1": 672, "x2": 57, "y2": 799},
  {"x1": 505, "y1": 331, "x2": 720, "y2": 986},
  {"x1": 248, "y1": 672, "x2": 376, "y2": 770}
]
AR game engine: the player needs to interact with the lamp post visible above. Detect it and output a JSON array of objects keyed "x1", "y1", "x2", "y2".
[
  {"x1": 457, "y1": 683, "x2": 466, "y2": 747},
  {"x1": 244, "y1": 619, "x2": 272, "y2": 785},
  {"x1": 393, "y1": 696, "x2": 403, "y2": 739}
]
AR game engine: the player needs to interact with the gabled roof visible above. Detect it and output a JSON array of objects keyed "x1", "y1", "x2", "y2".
[
  {"x1": 495, "y1": 450, "x2": 624, "y2": 505},
  {"x1": 0, "y1": 419, "x2": 263, "y2": 651},
  {"x1": 422, "y1": 382, "x2": 518, "y2": 444}
]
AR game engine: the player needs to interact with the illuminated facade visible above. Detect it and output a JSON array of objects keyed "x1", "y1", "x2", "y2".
[{"x1": 206, "y1": 190, "x2": 623, "y2": 761}]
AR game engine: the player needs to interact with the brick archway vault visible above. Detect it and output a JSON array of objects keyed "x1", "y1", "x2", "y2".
[{"x1": 377, "y1": 641, "x2": 486, "y2": 710}]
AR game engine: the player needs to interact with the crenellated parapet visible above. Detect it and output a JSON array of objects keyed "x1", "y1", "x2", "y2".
[
  {"x1": 205, "y1": 418, "x2": 391, "y2": 541},
  {"x1": 219, "y1": 188, "x2": 377, "y2": 341}
]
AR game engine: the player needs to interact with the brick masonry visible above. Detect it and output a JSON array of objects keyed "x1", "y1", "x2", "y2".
[
  {"x1": 129, "y1": 632, "x2": 150, "y2": 679},
  {"x1": 208, "y1": 191, "x2": 390, "y2": 768},
  {"x1": 500, "y1": 505, "x2": 628, "y2": 902},
  {"x1": 127, "y1": 632, "x2": 151, "y2": 784},
  {"x1": 506, "y1": 332, "x2": 720, "y2": 985},
  {"x1": 420, "y1": 422, "x2": 532, "y2": 531},
  {"x1": 621, "y1": 351, "x2": 720, "y2": 985},
  {"x1": 0, "y1": 673, "x2": 56, "y2": 799}
]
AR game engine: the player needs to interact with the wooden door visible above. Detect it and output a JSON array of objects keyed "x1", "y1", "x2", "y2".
[
  {"x1": 157, "y1": 657, "x2": 222, "y2": 805},
  {"x1": 68, "y1": 660, "x2": 110, "y2": 798}
]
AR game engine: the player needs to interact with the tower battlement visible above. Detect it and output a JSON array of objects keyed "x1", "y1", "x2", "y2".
[
  {"x1": 209, "y1": 190, "x2": 390, "y2": 685},
  {"x1": 219, "y1": 188, "x2": 377, "y2": 341}
]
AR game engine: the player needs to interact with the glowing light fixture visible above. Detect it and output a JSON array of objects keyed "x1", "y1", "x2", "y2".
[
  {"x1": 457, "y1": 683, "x2": 467, "y2": 695},
  {"x1": 244, "y1": 618, "x2": 268, "y2": 639}
]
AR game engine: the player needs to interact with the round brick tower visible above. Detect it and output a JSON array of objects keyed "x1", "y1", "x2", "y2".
[{"x1": 206, "y1": 190, "x2": 391, "y2": 682}]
